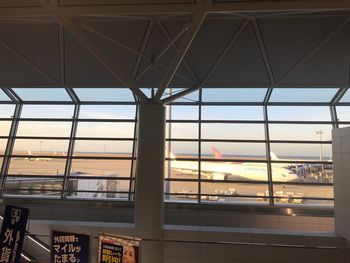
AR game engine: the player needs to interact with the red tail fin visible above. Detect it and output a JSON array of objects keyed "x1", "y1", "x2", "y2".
[{"x1": 211, "y1": 147, "x2": 223, "y2": 159}]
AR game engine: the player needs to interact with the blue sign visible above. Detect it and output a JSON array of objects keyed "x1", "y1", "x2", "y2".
[
  {"x1": 51, "y1": 231, "x2": 89, "y2": 263},
  {"x1": 0, "y1": 205, "x2": 29, "y2": 263}
]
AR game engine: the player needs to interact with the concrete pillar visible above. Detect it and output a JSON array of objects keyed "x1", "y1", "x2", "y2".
[
  {"x1": 332, "y1": 126, "x2": 350, "y2": 246},
  {"x1": 134, "y1": 104, "x2": 165, "y2": 263}
]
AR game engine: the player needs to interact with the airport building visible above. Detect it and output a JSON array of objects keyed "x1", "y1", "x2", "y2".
[{"x1": 1, "y1": 1, "x2": 350, "y2": 262}]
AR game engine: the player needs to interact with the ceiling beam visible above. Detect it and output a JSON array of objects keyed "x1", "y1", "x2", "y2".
[
  {"x1": 56, "y1": 16, "x2": 149, "y2": 102},
  {"x1": 154, "y1": 11, "x2": 206, "y2": 101},
  {"x1": 2, "y1": 1, "x2": 350, "y2": 17}
]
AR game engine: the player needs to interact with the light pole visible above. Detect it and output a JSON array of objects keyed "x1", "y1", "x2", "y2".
[{"x1": 315, "y1": 130, "x2": 324, "y2": 161}]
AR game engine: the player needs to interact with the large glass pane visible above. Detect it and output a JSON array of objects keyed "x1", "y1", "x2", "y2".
[
  {"x1": 21, "y1": 105, "x2": 75, "y2": 119},
  {"x1": 269, "y1": 124, "x2": 332, "y2": 141},
  {"x1": 17, "y1": 121, "x2": 72, "y2": 137},
  {"x1": 202, "y1": 106, "x2": 264, "y2": 120},
  {"x1": 168, "y1": 89, "x2": 199, "y2": 103},
  {"x1": 336, "y1": 106, "x2": 350, "y2": 121},
  {"x1": 165, "y1": 181, "x2": 198, "y2": 202},
  {"x1": 201, "y1": 182, "x2": 269, "y2": 204},
  {"x1": 12, "y1": 139, "x2": 69, "y2": 156},
  {"x1": 0, "y1": 157, "x2": 3, "y2": 168},
  {"x1": 79, "y1": 105, "x2": 136, "y2": 119},
  {"x1": 71, "y1": 159, "x2": 132, "y2": 177},
  {"x1": 74, "y1": 140, "x2": 133, "y2": 157},
  {"x1": 0, "y1": 121, "x2": 11, "y2": 136},
  {"x1": 273, "y1": 185, "x2": 333, "y2": 206},
  {"x1": 269, "y1": 88, "x2": 337, "y2": 102},
  {"x1": 166, "y1": 141, "x2": 198, "y2": 159},
  {"x1": 66, "y1": 178, "x2": 129, "y2": 199},
  {"x1": 201, "y1": 142, "x2": 266, "y2": 160},
  {"x1": 269, "y1": 143, "x2": 332, "y2": 162},
  {"x1": 340, "y1": 89, "x2": 350, "y2": 102},
  {"x1": 74, "y1": 88, "x2": 135, "y2": 102},
  {"x1": 0, "y1": 105, "x2": 15, "y2": 118},
  {"x1": 202, "y1": 123, "x2": 265, "y2": 140},
  {"x1": 271, "y1": 163, "x2": 333, "y2": 183},
  {"x1": 202, "y1": 88, "x2": 267, "y2": 102},
  {"x1": 200, "y1": 161, "x2": 268, "y2": 181},
  {"x1": 76, "y1": 122, "x2": 134, "y2": 138},
  {"x1": 166, "y1": 106, "x2": 199, "y2": 120},
  {"x1": 166, "y1": 123, "x2": 198, "y2": 139},
  {"x1": 166, "y1": 160, "x2": 198, "y2": 180},
  {"x1": 0, "y1": 139, "x2": 7, "y2": 155},
  {"x1": 4, "y1": 177, "x2": 63, "y2": 196},
  {"x1": 268, "y1": 106, "x2": 331, "y2": 121},
  {"x1": 8, "y1": 158, "x2": 66, "y2": 175},
  {"x1": 0, "y1": 89, "x2": 10, "y2": 101},
  {"x1": 13, "y1": 88, "x2": 71, "y2": 101}
]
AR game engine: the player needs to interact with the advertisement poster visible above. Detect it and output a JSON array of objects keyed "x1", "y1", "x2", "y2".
[
  {"x1": 0, "y1": 205, "x2": 29, "y2": 263},
  {"x1": 98, "y1": 234, "x2": 140, "y2": 263},
  {"x1": 51, "y1": 231, "x2": 89, "y2": 263}
]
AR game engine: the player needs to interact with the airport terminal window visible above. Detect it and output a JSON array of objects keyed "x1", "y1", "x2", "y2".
[
  {"x1": 1, "y1": 87, "x2": 137, "y2": 200},
  {"x1": 0, "y1": 87, "x2": 349, "y2": 207},
  {"x1": 165, "y1": 87, "x2": 347, "y2": 206}
]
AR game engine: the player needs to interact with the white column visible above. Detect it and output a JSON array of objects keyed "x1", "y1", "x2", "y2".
[
  {"x1": 134, "y1": 104, "x2": 165, "y2": 263},
  {"x1": 333, "y1": 126, "x2": 350, "y2": 246}
]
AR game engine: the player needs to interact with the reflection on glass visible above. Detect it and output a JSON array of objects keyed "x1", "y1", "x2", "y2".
[
  {"x1": 76, "y1": 122, "x2": 134, "y2": 138},
  {"x1": 8, "y1": 158, "x2": 66, "y2": 175},
  {"x1": 202, "y1": 123, "x2": 265, "y2": 140},
  {"x1": 0, "y1": 139, "x2": 7, "y2": 155},
  {"x1": 273, "y1": 185, "x2": 333, "y2": 206},
  {"x1": 17, "y1": 121, "x2": 72, "y2": 137},
  {"x1": 201, "y1": 142, "x2": 266, "y2": 160},
  {"x1": 74, "y1": 140, "x2": 133, "y2": 157},
  {"x1": 202, "y1": 106, "x2": 264, "y2": 120},
  {"x1": 74, "y1": 88, "x2": 135, "y2": 102},
  {"x1": 269, "y1": 143, "x2": 332, "y2": 162},
  {"x1": 71, "y1": 159, "x2": 132, "y2": 177},
  {"x1": 13, "y1": 88, "x2": 71, "y2": 101},
  {"x1": 79, "y1": 105, "x2": 136, "y2": 119},
  {"x1": 66, "y1": 179, "x2": 129, "y2": 199},
  {"x1": 166, "y1": 141, "x2": 198, "y2": 159},
  {"x1": 269, "y1": 124, "x2": 332, "y2": 141},
  {"x1": 271, "y1": 163, "x2": 333, "y2": 183},
  {"x1": 21, "y1": 105, "x2": 74, "y2": 119},
  {"x1": 202, "y1": 88, "x2": 267, "y2": 102},
  {"x1": 12, "y1": 139, "x2": 69, "y2": 156},
  {"x1": 268, "y1": 106, "x2": 331, "y2": 121},
  {"x1": 0, "y1": 121, "x2": 11, "y2": 136},
  {"x1": 166, "y1": 123, "x2": 198, "y2": 139},
  {"x1": 336, "y1": 106, "x2": 350, "y2": 121},
  {"x1": 269, "y1": 88, "x2": 337, "y2": 102},
  {"x1": 4, "y1": 177, "x2": 62, "y2": 196},
  {"x1": 201, "y1": 182, "x2": 269, "y2": 204},
  {"x1": 166, "y1": 106, "x2": 199, "y2": 120},
  {"x1": 170, "y1": 89, "x2": 199, "y2": 103},
  {"x1": 0, "y1": 105, "x2": 15, "y2": 118}
]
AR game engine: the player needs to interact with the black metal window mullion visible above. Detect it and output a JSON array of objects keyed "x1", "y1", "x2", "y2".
[{"x1": 0, "y1": 103, "x2": 22, "y2": 196}]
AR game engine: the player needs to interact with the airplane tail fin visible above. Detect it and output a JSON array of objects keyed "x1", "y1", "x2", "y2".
[
  {"x1": 270, "y1": 152, "x2": 279, "y2": 161},
  {"x1": 211, "y1": 147, "x2": 223, "y2": 159},
  {"x1": 169, "y1": 152, "x2": 176, "y2": 160},
  {"x1": 28, "y1": 150, "x2": 32, "y2": 156}
]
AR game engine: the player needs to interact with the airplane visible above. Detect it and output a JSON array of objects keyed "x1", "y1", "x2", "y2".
[{"x1": 169, "y1": 148, "x2": 299, "y2": 182}]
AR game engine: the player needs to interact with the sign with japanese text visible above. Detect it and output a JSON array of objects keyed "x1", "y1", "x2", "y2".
[
  {"x1": 0, "y1": 205, "x2": 29, "y2": 263},
  {"x1": 51, "y1": 231, "x2": 89, "y2": 263},
  {"x1": 100, "y1": 242, "x2": 123, "y2": 263},
  {"x1": 98, "y1": 235, "x2": 140, "y2": 263}
]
